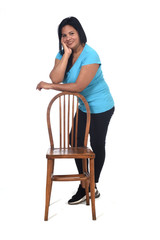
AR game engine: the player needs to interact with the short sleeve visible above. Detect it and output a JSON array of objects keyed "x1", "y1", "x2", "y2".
[
  {"x1": 56, "y1": 52, "x2": 63, "y2": 60},
  {"x1": 81, "y1": 50, "x2": 101, "y2": 66}
]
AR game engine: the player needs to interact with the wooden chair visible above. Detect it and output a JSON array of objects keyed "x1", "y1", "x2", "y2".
[{"x1": 44, "y1": 92, "x2": 96, "y2": 220}]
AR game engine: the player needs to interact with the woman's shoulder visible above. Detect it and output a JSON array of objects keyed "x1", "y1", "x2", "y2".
[
  {"x1": 81, "y1": 44, "x2": 101, "y2": 65},
  {"x1": 84, "y1": 44, "x2": 99, "y2": 56}
]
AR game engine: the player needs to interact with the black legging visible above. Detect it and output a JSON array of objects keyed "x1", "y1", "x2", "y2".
[{"x1": 71, "y1": 107, "x2": 115, "y2": 183}]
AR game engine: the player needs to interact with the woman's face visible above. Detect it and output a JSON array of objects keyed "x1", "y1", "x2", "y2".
[{"x1": 61, "y1": 25, "x2": 81, "y2": 50}]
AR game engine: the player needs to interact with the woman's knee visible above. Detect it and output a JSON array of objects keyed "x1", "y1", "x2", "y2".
[{"x1": 90, "y1": 141, "x2": 105, "y2": 153}]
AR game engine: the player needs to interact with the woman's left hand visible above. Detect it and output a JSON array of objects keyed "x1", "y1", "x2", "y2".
[{"x1": 36, "y1": 81, "x2": 52, "y2": 91}]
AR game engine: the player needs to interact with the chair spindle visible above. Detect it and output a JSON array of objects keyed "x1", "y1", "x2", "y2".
[
  {"x1": 63, "y1": 95, "x2": 66, "y2": 148},
  {"x1": 59, "y1": 97, "x2": 62, "y2": 148},
  {"x1": 71, "y1": 95, "x2": 75, "y2": 147},
  {"x1": 75, "y1": 97, "x2": 79, "y2": 147},
  {"x1": 67, "y1": 95, "x2": 70, "y2": 148}
]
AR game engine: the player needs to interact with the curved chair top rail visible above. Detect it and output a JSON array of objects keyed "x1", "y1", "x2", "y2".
[{"x1": 47, "y1": 92, "x2": 91, "y2": 149}]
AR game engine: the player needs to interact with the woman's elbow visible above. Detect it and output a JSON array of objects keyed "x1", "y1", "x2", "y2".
[
  {"x1": 49, "y1": 73, "x2": 54, "y2": 83},
  {"x1": 49, "y1": 73, "x2": 62, "y2": 84},
  {"x1": 49, "y1": 71, "x2": 54, "y2": 81}
]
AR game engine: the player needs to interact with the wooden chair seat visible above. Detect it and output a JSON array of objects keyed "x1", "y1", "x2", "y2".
[{"x1": 46, "y1": 147, "x2": 95, "y2": 159}]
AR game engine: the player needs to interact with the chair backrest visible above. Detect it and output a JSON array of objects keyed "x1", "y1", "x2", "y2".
[{"x1": 47, "y1": 92, "x2": 90, "y2": 149}]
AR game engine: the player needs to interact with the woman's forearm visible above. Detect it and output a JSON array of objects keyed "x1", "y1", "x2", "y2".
[
  {"x1": 36, "y1": 81, "x2": 81, "y2": 92},
  {"x1": 51, "y1": 82, "x2": 81, "y2": 92},
  {"x1": 49, "y1": 53, "x2": 70, "y2": 83}
]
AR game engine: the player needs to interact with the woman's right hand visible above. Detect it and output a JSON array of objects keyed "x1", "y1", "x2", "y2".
[{"x1": 61, "y1": 38, "x2": 72, "y2": 57}]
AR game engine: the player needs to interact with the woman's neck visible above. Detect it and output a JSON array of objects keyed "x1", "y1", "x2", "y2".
[{"x1": 73, "y1": 43, "x2": 84, "y2": 56}]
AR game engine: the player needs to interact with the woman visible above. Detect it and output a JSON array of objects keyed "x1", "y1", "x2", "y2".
[{"x1": 37, "y1": 17, "x2": 115, "y2": 205}]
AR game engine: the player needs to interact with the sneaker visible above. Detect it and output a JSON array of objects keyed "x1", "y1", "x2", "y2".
[
  {"x1": 68, "y1": 184, "x2": 86, "y2": 205},
  {"x1": 68, "y1": 184, "x2": 100, "y2": 205}
]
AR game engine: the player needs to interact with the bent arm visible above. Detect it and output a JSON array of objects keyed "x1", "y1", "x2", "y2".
[
  {"x1": 49, "y1": 53, "x2": 70, "y2": 83},
  {"x1": 37, "y1": 64, "x2": 99, "y2": 92}
]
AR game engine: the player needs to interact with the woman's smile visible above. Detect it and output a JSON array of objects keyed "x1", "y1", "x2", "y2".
[{"x1": 67, "y1": 41, "x2": 74, "y2": 46}]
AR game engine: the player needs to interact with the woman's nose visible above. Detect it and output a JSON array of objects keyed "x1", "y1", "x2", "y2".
[{"x1": 66, "y1": 35, "x2": 71, "y2": 41}]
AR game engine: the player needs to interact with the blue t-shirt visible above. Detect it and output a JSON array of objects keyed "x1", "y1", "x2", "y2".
[{"x1": 56, "y1": 44, "x2": 114, "y2": 113}]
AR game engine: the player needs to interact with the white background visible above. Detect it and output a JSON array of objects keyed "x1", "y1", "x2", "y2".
[{"x1": 0, "y1": 0, "x2": 160, "y2": 239}]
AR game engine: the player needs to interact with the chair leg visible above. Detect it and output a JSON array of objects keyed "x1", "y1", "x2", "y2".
[
  {"x1": 85, "y1": 179, "x2": 90, "y2": 205},
  {"x1": 44, "y1": 159, "x2": 54, "y2": 221},
  {"x1": 83, "y1": 159, "x2": 90, "y2": 205},
  {"x1": 90, "y1": 158, "x2": 96, "y2": 220}
]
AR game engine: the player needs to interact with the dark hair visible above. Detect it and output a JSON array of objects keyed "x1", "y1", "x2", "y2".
[{"x1": 58, "y1": 17, "x2": 87, "y2": 73}]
